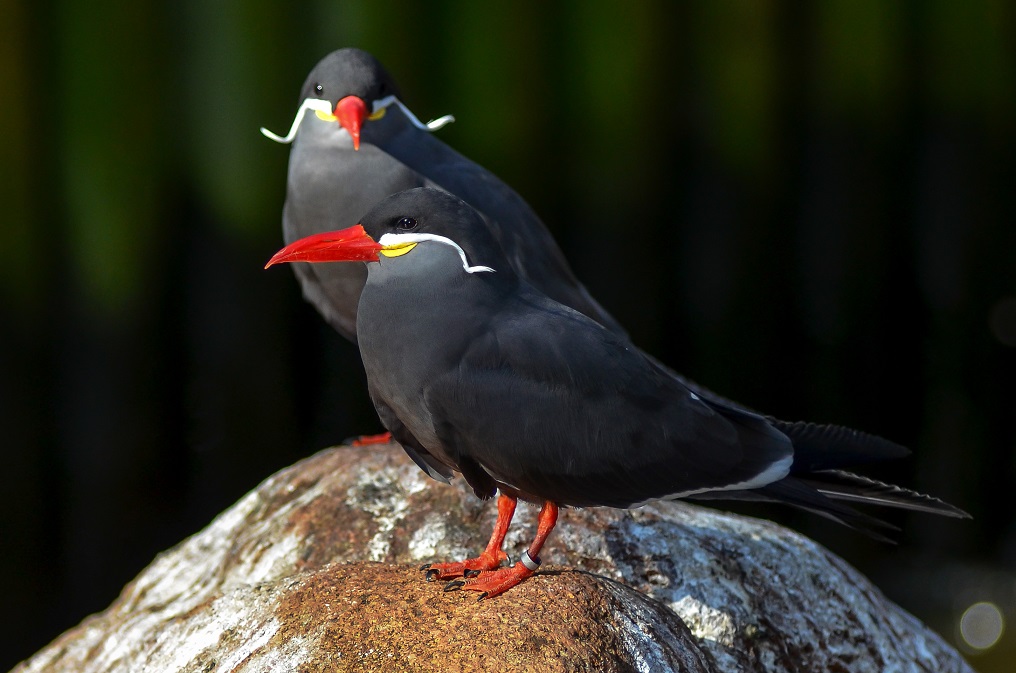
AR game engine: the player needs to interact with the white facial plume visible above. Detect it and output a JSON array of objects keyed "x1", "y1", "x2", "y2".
[
  {"x1": 378, "y1": 233, "x2": 494, "y2": 274},
  {"x1": 260, "y1": 96, "x2": 455, "y2": 144}
]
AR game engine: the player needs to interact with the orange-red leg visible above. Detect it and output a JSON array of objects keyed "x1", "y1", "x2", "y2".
[
  {"x1": 351, "y1": 431, "x2": 393, "y2": 446},
  {"x1": 421, "y1": 493, "x2": 517, "y2": 581},
  {"x1": 452, "y1": 500, "x2": 559, "y2": 600}
]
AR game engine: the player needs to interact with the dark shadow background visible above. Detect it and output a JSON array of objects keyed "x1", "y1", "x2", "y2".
[{"x1": 2, "y1": 2, "x2": 1013, "y2": 671}]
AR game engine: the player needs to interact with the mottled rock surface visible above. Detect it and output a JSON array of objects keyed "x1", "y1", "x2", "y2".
[{"x1": 14, "y1": 444, "x2": 972, "y2": 673}]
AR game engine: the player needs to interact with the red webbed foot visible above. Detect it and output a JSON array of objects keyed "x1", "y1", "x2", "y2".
[
  {"x1": 419, "y1": 549, "x2": 508, "y2": 581},
  {"x1": 446, "y1": 551, "x2": 541, "y2": 599},
  {"x1": 351, "y1": 431, "x2": 393, "y2": 446},
  {"x1": 438, "y1": 500, "x2": 559, "y2": 600},
  {"x1": 419, "y1": 493, "x2": 517, "y2": 581}
]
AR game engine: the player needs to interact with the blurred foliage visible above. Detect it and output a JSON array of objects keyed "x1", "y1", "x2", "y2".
[
  {"x1": 0, "y1": 0, "x2": 39, "y2": 309},
  {"x1": 1, "y1": 2, "x2": 1013, "y2": 671}
]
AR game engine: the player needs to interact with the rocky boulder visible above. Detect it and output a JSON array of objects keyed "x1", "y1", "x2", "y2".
[{"x1": 13, "y1": 444, "x2": 973, "y2": 673}]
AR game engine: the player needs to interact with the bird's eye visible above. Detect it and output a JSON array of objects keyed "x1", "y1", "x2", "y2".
[
  {"x1": 313, "y1": 83, "x2": 324, "y2": 95},
  {"x1": 396, "y1": 217, "x2": 417, "y2": 230}
]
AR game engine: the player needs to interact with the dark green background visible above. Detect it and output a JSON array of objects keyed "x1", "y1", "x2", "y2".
[{"x1": 2, "y1": 2, "x2": 1013, "y2": 670}]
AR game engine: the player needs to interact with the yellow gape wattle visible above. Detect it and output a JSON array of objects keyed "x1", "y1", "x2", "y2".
[
  {"x1": 315, "y1": 107, "x2": 385, "y2": 123},
  {"x1": 380, "y1": 242, "x2": 417, "y2": 258}
]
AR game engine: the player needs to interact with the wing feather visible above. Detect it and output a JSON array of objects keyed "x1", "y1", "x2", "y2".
[{"x1": 424, "y1": 291, "x2": 793, "y2": 507}]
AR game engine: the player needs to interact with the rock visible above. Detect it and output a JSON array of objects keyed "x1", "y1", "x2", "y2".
[{"x1": 13, "y1": 444, "x2": 972, "y2": 673}]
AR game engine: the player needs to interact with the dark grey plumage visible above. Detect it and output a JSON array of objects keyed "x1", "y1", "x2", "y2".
[
  {"x1": 267, "y1": 52, "x2": 966, "y2": 539},
  {"x1": 341, "y1": 188, "x2": 967, "y2": 540}
]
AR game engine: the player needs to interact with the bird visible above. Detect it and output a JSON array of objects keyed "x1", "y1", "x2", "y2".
[
  {"x1": 261, "y1": 47, "x2": 624, "y2": 342},
  {"x1": 266, "y1": 187, "x2": 969, "y2": 599}
]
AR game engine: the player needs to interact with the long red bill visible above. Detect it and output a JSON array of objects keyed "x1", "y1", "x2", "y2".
[
  {"x1": 335, "y1": 95, "x2": 368, "y2": 151},
  {"x1": 265, "y1": 225, "x2": 381, "y2": 269}
]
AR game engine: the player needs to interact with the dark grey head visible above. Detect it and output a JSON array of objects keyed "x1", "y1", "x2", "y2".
[
  {"x1": 299, "y1": 48, "x2": 400, "y2": 107},
  {"x1": 267, "y1": 188, "x2": 514, "y2": 285},
  {"x1": 358, "y1": 188, "x2": 512, "y2": 279}
]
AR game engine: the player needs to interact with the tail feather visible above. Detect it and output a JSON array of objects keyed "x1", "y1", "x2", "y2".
[
  {"x1": 677, "y1": 396, "x2": 969, "y2": 538},
  {"x1": 757, "y1": 477, "x2": 900, "y2": 543},
  {"x1": 774, "y1": 420, "x2": 910, "y2": 472},
  {"x1": 801, "y1": 469, "x2": 970, "y2": 519}
]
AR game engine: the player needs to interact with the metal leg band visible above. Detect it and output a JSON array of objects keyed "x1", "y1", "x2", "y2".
[{"x1": 520, "y1": 549, "x2": 541, "y2": 572}]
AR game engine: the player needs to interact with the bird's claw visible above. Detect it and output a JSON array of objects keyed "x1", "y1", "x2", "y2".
[
  {"x1": 443, "y1": 580, "x2": 465, "y2": 592},
  {"x1": 418, "y1": 551, "x2": 506, "y2": 581}
]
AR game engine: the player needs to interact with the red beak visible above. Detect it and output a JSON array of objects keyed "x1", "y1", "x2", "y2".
[
  {"x1": 335, "y1": 95, "x2": 368, "y2": 151},
  {"x1": 265, "y1": 225, "x2": 381, "y2": 269}
]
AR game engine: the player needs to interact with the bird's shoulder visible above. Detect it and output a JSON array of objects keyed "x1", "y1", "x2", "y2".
[{"x1": 463, "y1": 286, "x2": 655, "y2": 391}]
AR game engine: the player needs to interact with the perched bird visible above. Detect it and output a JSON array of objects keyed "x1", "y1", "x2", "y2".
[
  {"x1": 267, "y1": 188, "x2": 969, "y2": 599},
  {"x1": 262, "y1": 47, "x2": 623, "y2": 342}
]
